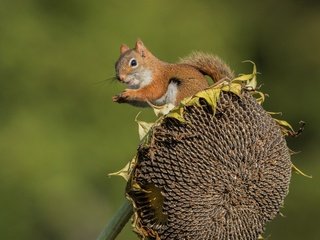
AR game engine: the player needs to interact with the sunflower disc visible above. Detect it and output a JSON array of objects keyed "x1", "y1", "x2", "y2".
[{"x1": 127, "y1": 91, "x2": 291, "y2": 240}]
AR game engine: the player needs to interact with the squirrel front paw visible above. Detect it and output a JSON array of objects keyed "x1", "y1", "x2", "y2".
[
  {"x1": 112, "y1": 90, "x2": 134, "y2": 103},
  {"x1": 112, "y1": 94, "x2": 126, "y2": 103},
  {"x1": 112, "y1": 95, "x2": 120, "y2": 102}
]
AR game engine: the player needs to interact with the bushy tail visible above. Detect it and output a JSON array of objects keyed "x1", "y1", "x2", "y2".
[{"x1": 179, "y1": 52, "x2": 234, "y2": 82}]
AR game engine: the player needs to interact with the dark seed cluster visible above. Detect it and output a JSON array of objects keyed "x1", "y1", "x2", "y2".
[{"x1": 127, "y1": 91, "x2": 292, "y2": 240}]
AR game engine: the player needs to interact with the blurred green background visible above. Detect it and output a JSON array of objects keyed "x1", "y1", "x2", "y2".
[{"x1": 1, "y1": 0, "x2": 319, "y2": 239}]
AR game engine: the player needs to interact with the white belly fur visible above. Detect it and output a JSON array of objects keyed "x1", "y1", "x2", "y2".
[{"x1": 153, "y1": 81, "x2": 178, "y2": 105}]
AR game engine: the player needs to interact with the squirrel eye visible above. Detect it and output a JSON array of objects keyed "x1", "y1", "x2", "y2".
[{"x1": 129, "y1": 58, "x2": 138, "y2": 68}]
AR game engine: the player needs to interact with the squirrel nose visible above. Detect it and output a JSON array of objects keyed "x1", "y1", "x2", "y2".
[{"x1": 117, "y1": 73, "x2": 125, "y2": 81}]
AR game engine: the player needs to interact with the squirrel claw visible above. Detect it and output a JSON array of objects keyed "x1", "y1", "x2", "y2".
[
  {"x1": 112, "y1": 95, "x2": 122, "y2": 103},
  {"x1": 112, "y1": 92, "x2": 129, "y2": 103}
]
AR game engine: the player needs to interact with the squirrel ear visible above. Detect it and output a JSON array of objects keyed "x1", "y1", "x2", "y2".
[
  {"x1": 135, "y1": 39, "x2": 146, "y2": 57},
  {"x1": 120, "y1": 44, "x2": 129, "y2": 54}
]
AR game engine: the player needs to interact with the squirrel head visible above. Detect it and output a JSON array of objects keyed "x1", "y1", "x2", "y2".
[{"x1": 115, "y1": 39, "x2": 155, "y2": 89}]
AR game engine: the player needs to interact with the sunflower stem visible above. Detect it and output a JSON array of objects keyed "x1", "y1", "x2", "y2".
[{"x1": 96, "y1": 200, "x2": 133, "y2": 240}]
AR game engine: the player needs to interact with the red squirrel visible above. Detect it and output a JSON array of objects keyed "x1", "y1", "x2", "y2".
[{"x1": 113, "y1": 39, "x2": 234, "y2": 107}]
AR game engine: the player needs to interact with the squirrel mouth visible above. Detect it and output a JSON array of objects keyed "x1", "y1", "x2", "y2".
[
  {"x1": 116, "y1": 74, "x2": 132, "y2": 85},
  {"x1": 125, "y1": 78, "x2": 139, "y2": 88},
  {"x1": 117, "y1": 75, "x2": 139, "y2": 88},
  {"x1": 117, "y1": 78, "x2": 133, "y2": 86},
  {"x1": 126, "y1": 79, "x2": 134, "y2": 85}
]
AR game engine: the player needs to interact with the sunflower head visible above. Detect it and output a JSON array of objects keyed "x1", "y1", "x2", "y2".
[{"x1": 126, "y1": 87, "x2": 292, "y2": 240}]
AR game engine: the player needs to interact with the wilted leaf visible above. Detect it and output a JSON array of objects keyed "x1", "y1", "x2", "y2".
[
  {"x1": 151, "y1": 103, "x2": 175, "y2": 117},
  {"x1": 288, "y1": 148, "x2": 301, "y2": 155},
  {"x1": 221, "y1": 82, "x2": 242, "y2": 96},
  {"x1": 292, "y1": 163, "x2": 312, "y2": 178},
  {"x1": 274, "y1": 118, "x2": 295, "y2": 136},
  {"x1": 267, "y1": 111, "x2": 283, "y2": 116},
  {"x1": 243, "y1": 60, "x2": 258, "y2": 90},
  {"x1": 135, "y1": 112, "x2": 155, "y2": 141},
  {"x1": 180, "y1": 96, "x2": 193, "y2": 105},
  {"x1": 251, "y1": 91, "x2": 266, "y2": 104},
  {"x1": 137, "y1": 120, "x2": 154, "y2": 140},
  {"x1": 232, "y1": 61, "x2": 258, "y2": 92},
  {"x1": 233, "y1": 73, "x2": 255, "y2": 82},
  {"x1": 274, "y1": 119, "x2": 294, "y2": 129},
  {"x1": 166, "y1": 107, "x2": 186, "y2": 123},
  {"x1": 109, "y1": 155, "x2": 137, "y2": 181},
  {"x1": 190, "y1": 88, "x2": 221, "y2": 115},
  {"x1": 135, "y1": 113, "x2": 154, "y2": 140},
  {"x1": 131, "y1": 182, "x2": 143, "y2": 191}
]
